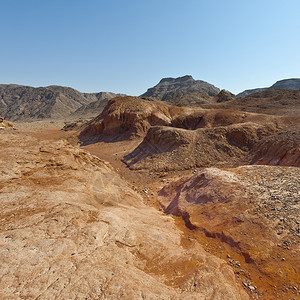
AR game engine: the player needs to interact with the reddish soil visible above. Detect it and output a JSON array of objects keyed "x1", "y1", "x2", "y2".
[{"x1": 12, "y1": 102, "x2": 300, "y2": 300}]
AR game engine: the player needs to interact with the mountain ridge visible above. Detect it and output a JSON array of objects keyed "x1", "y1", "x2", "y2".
[
  {"x1": 237, "y1": 78, "x2": 300, "y2": 97},
  {"x1": 0, "y1": 84, "x2": 122, "y2": 121}
]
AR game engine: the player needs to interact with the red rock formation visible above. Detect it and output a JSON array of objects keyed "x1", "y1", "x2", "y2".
[{"x1": 158, "y1": 166, "x2": 300, "y2": 299}]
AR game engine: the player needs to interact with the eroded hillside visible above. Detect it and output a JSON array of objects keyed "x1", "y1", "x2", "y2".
[
  {"x1": 0, "y1": 130, "x2": 247, "y2": 299},
  {"x1": 77, "y1": 95, "x2": 299, "y2": 299},
  {"x1": 1, "y1": 83, "x2": 299, "y2": 299}
]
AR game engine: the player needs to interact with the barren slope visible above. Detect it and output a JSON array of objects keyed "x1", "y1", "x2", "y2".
[
  {"x1": 0, "y1": 129, "x2": 247, "y2": 300},
  {"x1": 216, "y1": 89, "x2": 300, "y2": 116},
  {"x1": 0, "y1": 84, "x2": 122, "y2": 121},
  {"x1": 71, "y1": 92, "x2": 125, "y2": 119},
  {"x1": 79, "y1": 96, "x2": 300, "y2": 171},
  {"x1": 157, "y1": 166, "x2": 300, "y2": 299},
  {"x1": 237, "y1": 78, "x2": 300, "y2": 97}
]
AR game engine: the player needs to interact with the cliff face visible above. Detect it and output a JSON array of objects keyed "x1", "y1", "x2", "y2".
[{"x1": 140, "y1": 75, "x2": 220, "y2": 99}]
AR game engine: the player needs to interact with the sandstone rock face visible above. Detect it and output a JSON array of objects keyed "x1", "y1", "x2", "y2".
[
  {"x1": 79, "y1": 97, "x2": 175, "y2": 142},
  {"x1": 0, "y1": 130, "x2": 247, "y2": 300},
  {"x1": 0, "y1": 84, "x2": 122, "y2": 121},
  {"x1": 157, "y1": 166, "x2": 300, "y2": 299},
  {"x1": 141, "y1": 75, "x2": 220, "y2": 99}
]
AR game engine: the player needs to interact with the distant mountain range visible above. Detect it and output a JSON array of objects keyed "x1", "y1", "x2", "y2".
[
  {"x1": 0, "y1": 84, "x2": 123, "y2": 121},
  {"x1": 140, "y1": 75, "x2": 220, "y2": 99},
  {"x1": 237, "y1": 78, "x2": 300, "y2": 97},
  {"x1": 1, "y1": 77, "x2": 299, "y2": 122}
]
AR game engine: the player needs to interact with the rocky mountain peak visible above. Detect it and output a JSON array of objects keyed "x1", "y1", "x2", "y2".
[
  {"x1": 141, "y1": 75, "x2": 220, "y2": 99},
  {"x1": 158, "y1": 75, "x2": 195, "y2": 84}
]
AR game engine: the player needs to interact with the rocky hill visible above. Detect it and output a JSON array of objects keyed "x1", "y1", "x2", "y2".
[
  {"x1": 0, "y1": 84, "x2": 121, "y2": 121},
  {"x1": 271, "y1": 78, "x2": 300, "y2": 89},
  {"x1": 237, "y1": 78, "x2": 300, "y2": 97},
  {"x1": 140, "y1": 75, "x2": 220, "y2": 99},
  {"x1": 79, "y1": 96, "x2": 300, "y2": 171},
  {"x1": 215, "y1": 89, "x2": 300, "y2": 116},
  {"x1": 77, "y1": 94, "x2": 300, "y2": 298}
]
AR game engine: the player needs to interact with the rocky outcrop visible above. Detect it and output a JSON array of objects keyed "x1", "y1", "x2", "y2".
[
  {"x1": 216, "y1": 89, "x2": 235, "y2": 103},
  {"x1": 0, "y1": 116, "x2": 14, "y2": 129},
  {"x1": 0, "y1": 130, "x2": 248, "y2": 299},
  {"x1": 62, "y1": 119, "x2": 91, "y2": 131},
  {"x1": 157, "y1": 166, "x2": 300, "y2": 299},
  {"x1": 79, "y1": 96, "x2": 175, "y2": 142},
  {"x1": 0, "y1": 84, "x2": 122, "y2": 121},
  {"x1": 141, "y1": 75, "x2": 220, "y2": 99}
]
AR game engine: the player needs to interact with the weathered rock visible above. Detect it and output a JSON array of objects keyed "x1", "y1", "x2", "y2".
[
  {"x1": 216, "y1": 89, "x2": 235, "y2": 103},
  {"x1": 0, "y1": 130, "x2": 247, "y2": 299},
  {"x1": 79, "y1": 96, "x2": 175, "y2": 142},
  {"x1": 0, "y1": 116, "x2": 14, "y2": 129},
  {"x1": 157, "y1": 165, "x2": 300, "y2": 299},
  {"x1": 122, "y1": 124, "x2": 262, "y2": 171},
  {"x1": 251, "y1": 129, "x2": 300, "y2": 167}
]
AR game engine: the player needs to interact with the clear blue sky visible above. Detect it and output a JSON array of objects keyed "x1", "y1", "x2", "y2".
[{"x1": 1, "y1": 0, "x2": 299, "y2": 95}]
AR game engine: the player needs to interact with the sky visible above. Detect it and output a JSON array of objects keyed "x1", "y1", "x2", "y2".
[{"x1": 0, "y1": 0, "x2": 299, "y2": 95}]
